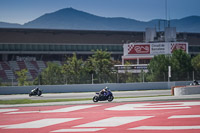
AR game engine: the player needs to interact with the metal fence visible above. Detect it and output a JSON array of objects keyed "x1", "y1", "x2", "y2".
[{"x1": 0, "y1": 71, "x2": 199, "y2": 86}]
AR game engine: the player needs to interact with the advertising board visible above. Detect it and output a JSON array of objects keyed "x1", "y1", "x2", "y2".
[
  {"x1": 128, "y1": 44, "x2": 150, "y2": 54},
  {"x1": 124, "y1": 42, "x2": 188, "y2": 56}
]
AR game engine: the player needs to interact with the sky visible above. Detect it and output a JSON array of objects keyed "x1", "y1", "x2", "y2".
[{"x1": 0, "y1": 0, "x2": 200, "y2": 24}]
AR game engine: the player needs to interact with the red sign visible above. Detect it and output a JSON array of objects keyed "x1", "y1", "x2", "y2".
[
  {"x1": 171, "y1": 43, "x2": 187, "y2": 53},
  {"x1": 128, "y1": 44, "x2": 150, "y2": 54}
]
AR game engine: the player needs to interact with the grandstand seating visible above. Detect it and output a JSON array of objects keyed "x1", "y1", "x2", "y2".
[
  {"x1": 30, "y1": 61, "x2": 39, "y2": 70},
  {"x1": 0, "y1": 70, "x2": 7, "y2": 80},
  {"x1": 9, "y1": 61, "x2": 19, "y2": 70},
  {"x1": 0, "y1": 61, "x2": 62, "y2": 82},
  {"x1": 17, "y1": 61, "x2": 27, "y2": 70},
  {"x1": 29, "y1": 69, "x2": 38, "y2": 79},
  {"x1": 53, "y1": 61, "x2": 62, "y2": 66},
  {"x1": 0, "y1": 61, "x2": 10, "y2": 70},
  {"x1": 37, "y1": 61, "x2": 46, "y2": 70},
  {"x1": 0, "y1": 64, "x2": 2, "y2": 70},
  {"x1": 4, "y1": 70, "x2": 15, "y2": 80}
]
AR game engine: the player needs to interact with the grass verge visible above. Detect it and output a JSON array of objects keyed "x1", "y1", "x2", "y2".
[{"x1": 0, "y1": 98, "x2": 91, "y2": 105}]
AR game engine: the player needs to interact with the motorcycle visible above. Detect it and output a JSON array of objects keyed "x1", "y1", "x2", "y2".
[
  {"x1": 190, "y1": 80, "x2": 199, "y2": 86},
  {"x1": 93, "y1": 90, "x2": 114, "y2": 102},
  {"x1": 29, "y1": 88, "x2": 42, "y2": 97}
]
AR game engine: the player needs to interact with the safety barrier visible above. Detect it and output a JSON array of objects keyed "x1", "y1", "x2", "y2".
[
  {"x1": 174, "y1": 85, "x2": 200, "y2": 96},
  {"x1": 0, "y1": 81, "x2": 192, "y2": 95}
]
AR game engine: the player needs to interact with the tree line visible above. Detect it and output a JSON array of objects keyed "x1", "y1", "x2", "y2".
[
  {"x1": 13, "y1": 49, "x2": 200, "y2": 86},
  {"x1": 147, "y1": 50, "x2": 200, "y2": 81}
]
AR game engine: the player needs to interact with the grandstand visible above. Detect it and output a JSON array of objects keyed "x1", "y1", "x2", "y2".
[{"x1": 0, "y1": 28, "x2": 200, "y2": 82}]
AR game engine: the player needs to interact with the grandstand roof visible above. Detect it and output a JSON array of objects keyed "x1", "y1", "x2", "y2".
[{"x1": 0, "y1": 28, "x2": 144, "y2": 44}]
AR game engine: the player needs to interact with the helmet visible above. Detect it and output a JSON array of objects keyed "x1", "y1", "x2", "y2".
[{"x1": 105, "y1": 86, "x2": 109, "y2": 91}]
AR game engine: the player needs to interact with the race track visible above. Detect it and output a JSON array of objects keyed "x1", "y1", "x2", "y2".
[
  {"x1": 1, "y1": 100, "x2": 200, "y2": 133},
  {"x1": 0, "y1": 90, "x2": 171, "y2": 100}
]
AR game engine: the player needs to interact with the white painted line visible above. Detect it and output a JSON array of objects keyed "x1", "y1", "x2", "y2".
[
  {"x1": 0, "y1": 109, "x2": 19, "y2": 113},
  {"x1": 41, "y1": 105, "x2": 100, "y2": 113},
  {"x1": 0, "y1": 125, "x2": 7, "y2": 128},
  {"x1": 119, "y1": 101, "x2": 200, "y2": 111},
  {"x1": 76, "y1": 116, "x2": 153, "y2": 127},
  {"x1": 5, "y1": 111, "x2": 40, "y2": 114},
  {"x1": 180, "y1": 102, "x2": 200, "y2": 106},
  {"x1": 4, "y1": 105, "x2": 100, "y2": 114},
  {"x1": 130, "y1": 126, "x2": 200, "y2": 130},
  {"x1": 51, "y1": 128, "x2": 105, "y2": 132},
  {"x1": 3, "y1": 118, "x2": 81, "y2": 129},
  {"x1": 169, "y1": 115, "x2": 200, "y2": 119},
  {"x1": 105, "y1": 104, "x2": 148, "y2": 111}
]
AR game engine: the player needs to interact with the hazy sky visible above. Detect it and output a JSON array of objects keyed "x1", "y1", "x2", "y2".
[{"x1": 1, "y1": 0, "x2": 200, "y2": 24}]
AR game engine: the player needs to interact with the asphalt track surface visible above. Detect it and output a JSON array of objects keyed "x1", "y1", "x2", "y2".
[
  {"x1": 1, "y1": 99, "x2": 200, "y2": 133},
  {"x1": 0, "y1": 90, "x2": 171, "y2": 100}
]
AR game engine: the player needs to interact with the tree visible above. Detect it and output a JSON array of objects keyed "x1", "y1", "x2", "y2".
[
  {"x1": 191, "y1": 54, "x2": 200, "y2": 71},
  {"x1": 191, "y1": 54, "x2": 200, "y2": 79},
  {"x1": 147, "y1": 50, "x2": 192, "y2": 81},
  {"x1": 41, "y1": 62, "x2": 64, "y2": 85},
  {"x1": 120, "y1": 61, "x2": 139, "y2": 83},
  {"x1": 0, "y1": 77, "x2": 2, "y2": 86},
  {"x1": 147, "y1": 54, "x2": 170, "y2": 82},
  {"x1": 15, "y1": 69, "x2": 29, "y2": 86},
  {"x1": 62, "y1": 53, "x2": 84, "y2": 84},
  {"x1": 87, "y1": 50, "x2": 113, "y2": 83},
  {"x1": 170, "y1": 50, "x2": 192, "y2": 81}
]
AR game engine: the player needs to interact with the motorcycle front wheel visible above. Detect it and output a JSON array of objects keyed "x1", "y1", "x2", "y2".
[
  {"x1": 108, "y1": 95, "x2": 114, "y2": 102},
  {"x1": 38, "y1": 91, "x2": 42, "y2": 96}
]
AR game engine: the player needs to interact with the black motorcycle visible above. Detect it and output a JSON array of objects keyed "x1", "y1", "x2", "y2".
[
  {"x1": 29, "y1": 88, "x2": 42, "y2": 97},
  {"x1": 190, "y1": 80, "x2": 199, "y2": 86},
  {"x1": 93, "y1": 90, "x2": 114, "y2": 102}
]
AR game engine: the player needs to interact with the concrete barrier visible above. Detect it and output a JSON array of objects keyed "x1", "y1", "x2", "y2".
[
  {"x1": 174, "y1": 85, "x2": 200, "y2": 96},
  {"x1": 0, "y1": 81, "x2": 192, "y2": 95}
]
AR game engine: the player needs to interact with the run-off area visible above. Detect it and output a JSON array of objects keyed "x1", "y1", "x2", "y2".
[{"x1": 1, "y1": 101, "x2": 200, "y2": 133}]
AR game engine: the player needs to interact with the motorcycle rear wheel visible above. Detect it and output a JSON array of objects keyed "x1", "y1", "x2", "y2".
[{"x1": 93, "y1": 96, "x2": 99, "y2": 102}]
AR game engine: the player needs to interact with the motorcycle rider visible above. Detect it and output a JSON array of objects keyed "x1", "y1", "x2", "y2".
[
  {"x1": 100, "y1": 86, "x2": 109, "y2": 96},
  {"x1": 29, "y1": 87, "x2": 42, "y2": 97},
  {"x1": 33, "y1": 87, "x2": 40, "y2": 94},
  {"x1": 193, "y1": 80, "x2": 199, "y2": 85}
]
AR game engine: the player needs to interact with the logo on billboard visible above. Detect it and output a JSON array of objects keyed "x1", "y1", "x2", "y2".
[
  {"x1": 128, "y1": 44, "x2": 150, "y2": 54},
  {"x1": 171, "y1": 43, "x2": 187, "y2": 53}
]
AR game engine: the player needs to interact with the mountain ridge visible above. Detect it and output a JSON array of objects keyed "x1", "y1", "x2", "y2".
[{"x1": 0, "y1": 8, "x2": 200, "y2": 33}]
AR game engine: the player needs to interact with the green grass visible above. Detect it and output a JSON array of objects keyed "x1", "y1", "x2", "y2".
[
  {"x1": 0, "y1": 98, "x2": 91, "y2": 105},
  {"x1": 0, "y1": 95, "x2": 171, "y2": 105}
]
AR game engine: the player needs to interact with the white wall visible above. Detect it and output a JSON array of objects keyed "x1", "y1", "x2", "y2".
[{"x1": 174, "y1": 85, "x2": 200, "y2": 96}]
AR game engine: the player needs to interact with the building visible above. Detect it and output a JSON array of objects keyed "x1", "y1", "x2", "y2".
[
  {"x1": 118, "y1": 27, "x2": 200, "y2": 73},
  {"x1": 0, "y1": 28, "x2": 200, "y2": 81},
  {"x1": 0, "y1": 28, "x2": 144, "y2": 61}
]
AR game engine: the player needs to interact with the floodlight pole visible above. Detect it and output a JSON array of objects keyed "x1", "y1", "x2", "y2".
[
  {"x1": 168, "y1": 66, "x2": 171, "y2": 89},
  {"x1": 168, "y1": 66, "x2": 171, "y2": 82},
  {"x1": 92, "y1": 73, "x2": 94, "y2": 84}
]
